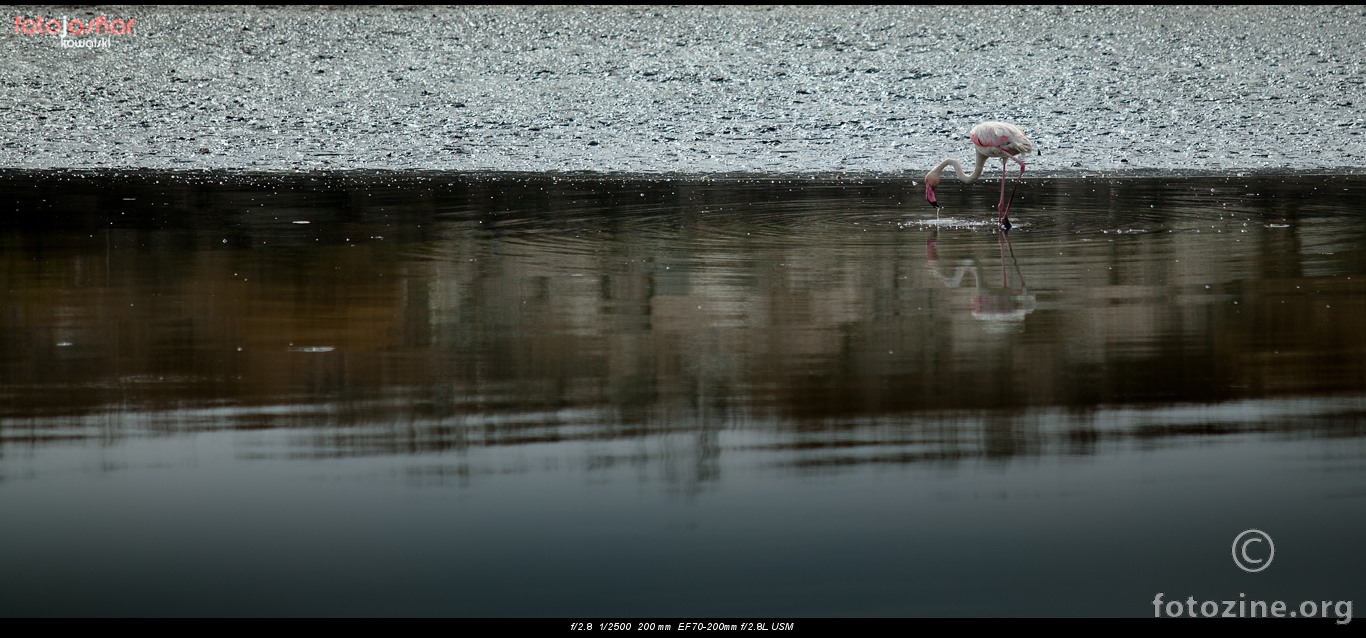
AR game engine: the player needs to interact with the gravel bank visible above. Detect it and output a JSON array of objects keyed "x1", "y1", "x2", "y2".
[{"x1": 3, "y1": 5, "x2": 1365, "y2": 175}]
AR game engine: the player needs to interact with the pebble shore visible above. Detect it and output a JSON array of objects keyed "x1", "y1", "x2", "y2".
[{"x1": 3, "y1": 5, "x2": 1365, "y2": 175}]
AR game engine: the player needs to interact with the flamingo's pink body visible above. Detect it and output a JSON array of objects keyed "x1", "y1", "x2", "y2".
[{"x1": 924, "y1": 121, "x2": 1036, "y2": 229}]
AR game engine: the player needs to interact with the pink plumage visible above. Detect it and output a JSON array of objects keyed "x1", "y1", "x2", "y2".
[{"x1": 969, "y1": 122, "x2": 1035, "y2": 159}]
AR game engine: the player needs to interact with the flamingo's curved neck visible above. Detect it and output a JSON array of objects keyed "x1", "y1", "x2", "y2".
[{"x1": 930, "y1": 154, "x2": 987, "y2": 184}]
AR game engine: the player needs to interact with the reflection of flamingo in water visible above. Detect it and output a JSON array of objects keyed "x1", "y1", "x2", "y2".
[
  {"x1": 925, "y1": 230, "x2": 1036, "y2": 332},
  {"x1": 924, "y1": 122, "x2": 1036, "y2": 230}
]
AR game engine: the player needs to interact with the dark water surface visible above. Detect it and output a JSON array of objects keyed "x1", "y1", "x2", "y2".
[{"x1": 2, "y1": 172, "x2": 1364, "y2": 617}]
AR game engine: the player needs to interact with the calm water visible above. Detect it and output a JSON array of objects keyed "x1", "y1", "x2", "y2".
[{"x1": 2, "y1": 172, "x2": 1364, "y2": 617}]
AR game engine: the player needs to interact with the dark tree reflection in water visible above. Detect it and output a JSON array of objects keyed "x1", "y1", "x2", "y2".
[{"x1": 1, "y1": 172, "x2": 1364, "y2": 616}]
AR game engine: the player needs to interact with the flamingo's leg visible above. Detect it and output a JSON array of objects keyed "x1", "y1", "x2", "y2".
[
  {"x1": 998, "y1": 159, "x2": 1007, "y2": 216},
  {"x1": 1002, "y1": 153, "x2": 1027, "y2": 222}
]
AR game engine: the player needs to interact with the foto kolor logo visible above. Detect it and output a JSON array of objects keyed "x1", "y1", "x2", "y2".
[
  {"x1": 1232, "y1": 529, "x2": 1274, "y2": 573},
  {"x1": 13, "y1": 14, "x2": 138, "y2": 49}
]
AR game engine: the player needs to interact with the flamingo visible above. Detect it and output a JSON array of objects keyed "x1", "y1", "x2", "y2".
[{"x1": 924, "y1": 121, "x2": 1036, "y2": 229}]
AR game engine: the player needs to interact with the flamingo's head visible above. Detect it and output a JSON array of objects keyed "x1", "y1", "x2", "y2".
[{"x1": 924, "y1": 173, "x2": 940, "y2": 207}]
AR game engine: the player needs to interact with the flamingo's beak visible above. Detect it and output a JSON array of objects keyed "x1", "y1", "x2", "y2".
[{"x1": 925, "y1": 185, "x2": 938, "y2": 207}]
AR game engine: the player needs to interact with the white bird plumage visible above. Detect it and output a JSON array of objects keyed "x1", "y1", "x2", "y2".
[{"x1": 924, "y1": 121, "x2": 1036, "y2": 229}]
